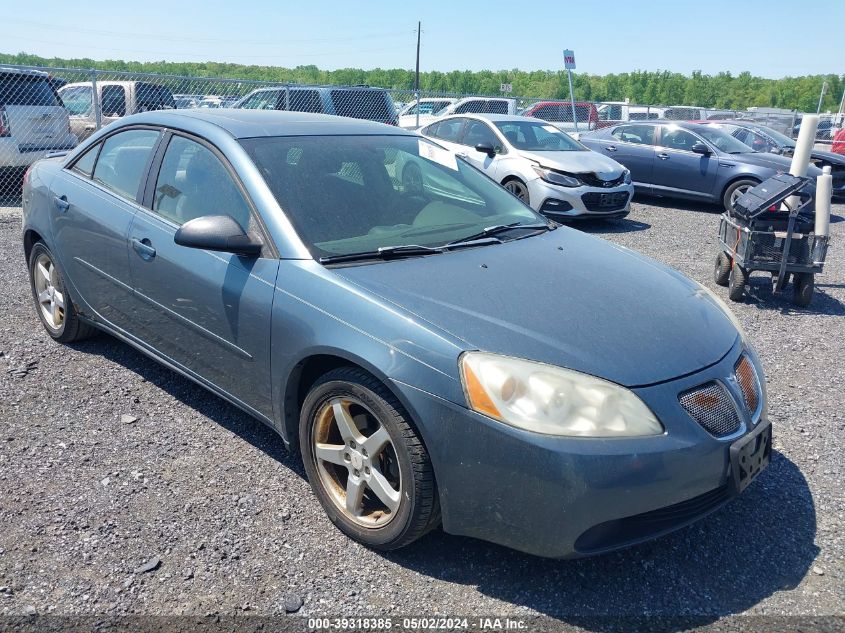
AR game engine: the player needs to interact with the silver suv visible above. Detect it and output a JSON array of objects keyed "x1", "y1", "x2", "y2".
[{"x1": 1, "y1": 68, "x2": 77, "y2": 176}]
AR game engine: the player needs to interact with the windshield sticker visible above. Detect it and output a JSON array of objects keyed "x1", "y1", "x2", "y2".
[{"x1": 418, "y1": 139, "x2": 458, "y2": 171}]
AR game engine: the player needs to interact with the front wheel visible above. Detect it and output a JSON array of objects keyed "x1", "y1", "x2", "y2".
[
  {"x1": 728, "y1": 262, "x2": 747, "y2": 302},
  {"x1": 714, "y1": 252, "x2": 731, "y2": 287},
  {"x1": 792, "y1": 273, "x2": 814, "y2": 307},
  {"x1": 502, "y1": 178, "x2": 530, "y2": 206},
  {"x1": 299, "y1": 367, "x2": 439, "y2": 550}
]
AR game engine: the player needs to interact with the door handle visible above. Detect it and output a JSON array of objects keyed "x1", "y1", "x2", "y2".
[
  {"x1": 53, "y1": 195, "x2": 69, "y2": 212},
  {"x1": 131, "y1": 237, "x2": 156, "y2": 260},
  {"x1": 657, "y1": 152, "x2": 670, "y2": 160},
  {"x1": 605, "y1": 145, "x2": 617, "y2": 152}
]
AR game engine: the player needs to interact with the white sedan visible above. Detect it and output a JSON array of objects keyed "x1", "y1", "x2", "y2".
[{"x1": 419, "y1": 114, "x2": 634, "y2": 220}]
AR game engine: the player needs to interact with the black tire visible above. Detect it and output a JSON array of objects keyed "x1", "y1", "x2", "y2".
[
  {"x1": 728, "y1": 262, "x2": 747, "y2": 302},
  {"x1": 28, "y1": 242, "x2": 97, "y2": 343},
  {"x1": 502, "y1": 177, "x2": 530, "y2": 206},
  {"x1": 299, "y1": 367, "x2": 439, "y2": 550},
  {"x1": 714, "y1": 252, "x2": 731, "y2": 287},
  {"x1": 792, "y1": 272, "x2": 814, "y2": 307},
  {"x1": 722, "y1": 179, "x2": 759, "y2": 213}
]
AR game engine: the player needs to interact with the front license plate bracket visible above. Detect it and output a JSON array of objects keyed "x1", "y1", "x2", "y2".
[{"x1": 730, "y1": 422, "x2": 772, "y2": 494}]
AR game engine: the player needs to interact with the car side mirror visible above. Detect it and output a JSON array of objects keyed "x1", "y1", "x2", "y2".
[
  {"x1": 475, "y1": 142, "x2": 498, "y2": 158},
  {"x1": 691, "y1": 142, "x2": 711, "y2": 155},
  {"x1": 174, "y1": 215, "x2": 262, "y2": 257}
]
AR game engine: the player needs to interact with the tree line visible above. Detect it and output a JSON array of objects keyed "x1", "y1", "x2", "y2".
[{"x1": 2, "y1": 51, "x2": 842, "y2": 113}]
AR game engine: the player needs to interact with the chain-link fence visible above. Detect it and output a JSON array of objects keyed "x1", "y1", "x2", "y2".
[{"x1": 1, "y1": 63, "x2": 843, "y2": 198}]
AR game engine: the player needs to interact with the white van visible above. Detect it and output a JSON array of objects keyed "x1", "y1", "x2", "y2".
[{"x1": 596, "y1": 102, "x2": 665, "y2": 128}]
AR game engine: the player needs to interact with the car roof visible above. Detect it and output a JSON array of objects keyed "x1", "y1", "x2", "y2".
[
  {"x1": 114, "y1": 109, "x2": 413, "y2": 139},
  {"x1": 433, "y1": 113, "x2": 540, "y2": 124},
  {"x1": 0, "y1": 66, "x2": 49, "y2": 78},
  {"x1": 527, "y1": 100, "x2": 595, "y2": 107}
]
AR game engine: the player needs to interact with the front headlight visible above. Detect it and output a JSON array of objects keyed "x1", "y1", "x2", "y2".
[
  {"x1": 459, "y1": 352, "x2": 664, "y2": 437},
  {"x1": 532, "y1": 165, "x2": 582, "y2": 187},
  {"x1": 623, "y1": 168, "x2": 632, "y2": 184}
]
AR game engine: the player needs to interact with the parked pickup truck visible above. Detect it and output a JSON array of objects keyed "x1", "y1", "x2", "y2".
[{"x1": 58, "y1": 81, "x2": 175, "y2": 141}]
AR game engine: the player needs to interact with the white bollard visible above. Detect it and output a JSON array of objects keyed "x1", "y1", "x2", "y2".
[
  {"x1": 784, "y1": 114, "x2": 820, "y2": 210},
  {"x1": 815, "y1": 165, "x2": 832, "y2": 237}
]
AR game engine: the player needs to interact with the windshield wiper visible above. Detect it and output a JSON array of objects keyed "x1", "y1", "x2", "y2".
[
  {"x1": 445, "y1": 222, "x2": 552, "y2": 248},
  {"x1": 319, "y1": 244, "x2": 444, "y2": 265}
]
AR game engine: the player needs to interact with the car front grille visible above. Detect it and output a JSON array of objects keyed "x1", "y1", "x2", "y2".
[
  {"x1": 581, "y1": 191, "x2": 629, "y2": 211},
  {"x1": 734, "y1": 355, "x2": 760, "y2": 414},
  {"x1": 579, "y1": 172, "x2": 626, "y2": 188},
  {"x1": 679, "y1": 382, "x2": 741, "y2": 437}
]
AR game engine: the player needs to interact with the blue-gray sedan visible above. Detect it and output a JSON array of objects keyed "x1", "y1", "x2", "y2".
[{"x1": 21, "y1": 110, "x2": 770, "y2": 557}]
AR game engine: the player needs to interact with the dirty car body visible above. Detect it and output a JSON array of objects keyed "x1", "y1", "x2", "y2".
[{"x1": 21, "y1": 110, "x2": 770, "y2": 557}]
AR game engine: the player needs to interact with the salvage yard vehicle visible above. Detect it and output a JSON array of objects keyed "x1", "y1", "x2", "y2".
[
  {"x1": 420, "y1": 113, "x2": 633, "y2": 220},
  {"x1": 58, "y1": 80, "x2": 175, "y2": 141},
  {"x1": 397, "y1": 98, "x2": 457, "y2": 129},
  {"x1": 520, "y1": 101, "x2": 599, "y2": 133},
  {"x1": 698, "y1": 120, "x2": 845, "y2": 200},
  {"x1": 0, "y1": 67, "x2": 78, "y2": 183},
  {"x1": 580, "y1": 121, "x2": 821, "y2": 212},
  {"x1": 234, "y1": 85, "x2": 398, "y2": 125},
  {"x1": 22, "y1": 109, "x2": 770, "y2": 558}
]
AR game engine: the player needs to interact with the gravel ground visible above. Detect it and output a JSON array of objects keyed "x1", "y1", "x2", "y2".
[{"x1": 0, "y1": 195, "x2": 843, "y2": 629}]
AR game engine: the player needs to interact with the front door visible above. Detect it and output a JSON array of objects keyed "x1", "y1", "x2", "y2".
[
  {"x1": 126, "y1": 133, "x2": 277, "y2": 418},
  {"x1": 651, "y1": 126, "x2": 719, "y2": 198},
  {"x1": 457, "y1": 119, "x2": 500, "y2": 177}
]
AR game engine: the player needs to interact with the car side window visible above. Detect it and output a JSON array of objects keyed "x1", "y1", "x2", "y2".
[
  {"x1": 92, "y1": 129, "x2": 160, "y2": 200},
  {"x1": 611, "y1": 125, "x2": 655, "y2": 145},
  {"x1": 432, "y1": 118, "x2": 465, "y2": 143},
  {"x1": 288, "y1": 89, "x2": 324, "y2": 113},
  {"x1": 101, "y1": 85, "x2": 126, "y2": 117},
  {"x1": 60, "y1": 86, "x2": 93, "y2": 116},
  {"x1": 454, "y1": 100, "x2": 485, "y2": 114},
  {"x1": 152, "y1": 135, "x2": 252, "y2": 230},
  {"x1": 461, "y1": 120, "x2": 498, "y2": 148},
  {"x1": 661, "y1": 128, "x2": 700, "y2": 151},
  {"x1": 241, "y1": 90, "x2": 280, "y2": 110},
  {"x1": 71, "y1": 143, "x2": 100, "y2": 177}
]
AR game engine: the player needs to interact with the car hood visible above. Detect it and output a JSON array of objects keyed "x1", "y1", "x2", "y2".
[
  {"x1": 731, "y1": 151, "x2": 823, "y2": 176},
  {"x1": 333, "y1": 228, "x2": 739, "y2": 387},
  {"x1": 518, "y1": 149, "x2": 624, "y2": 178}
]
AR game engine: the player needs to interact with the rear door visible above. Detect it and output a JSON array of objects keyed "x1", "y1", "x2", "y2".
[
  {"x1": 605, "y1": 124, "x2": 657, "y2": 188},
  {"x1": 0, "y1": 72, "x2": 74, "y2": 151},
  {"x1": 651, "y1": 125, "x2": 719, "y2": 198},
  {"x1": 126, "y1": 132, "x2": 277, "y2": 418},
  {"x1": 50, "y1": 127, "x2": 161, "y2": 330}
]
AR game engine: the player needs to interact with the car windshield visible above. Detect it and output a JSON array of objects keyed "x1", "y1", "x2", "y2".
[
  {"x1": 695, "y1": 126, "x2": 754, "y2": 154},
  {"x1": 494, "y1": 121, "x2": 586, "y2": 151},
  {"x1": 241, "y1": 135, "x2": 542, "y2": 259}
]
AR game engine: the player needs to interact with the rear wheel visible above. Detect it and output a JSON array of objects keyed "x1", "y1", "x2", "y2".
[
  {"x1": 723, "y1": 179, "x2": 759, "y2": 213},
  {"x1": 300, "y1": 367, "x2": 439, "y2": 550},
  {"x1": 503, "y1": 178, "x2": 530, "y2": 205},
  {"x1": 792, "y1": 272, "x2": 814, "y2": 307},
  {"x1": 728, "y1": 262, "x2": 747, "y2": 302},
  {"x1": 28, "y1": 242, "x2": 96, "y2": 343},
  {"x1": 714, "y1": 252, "x2": 731, "y2": 287}
]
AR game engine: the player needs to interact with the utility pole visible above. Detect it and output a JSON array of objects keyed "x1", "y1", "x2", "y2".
[
  {"x1": 816, "y1": 80, "x2": 828, "y2": 114},
  {"x1": 415, "y1": 21, "x2": 421, "y2": 129}
]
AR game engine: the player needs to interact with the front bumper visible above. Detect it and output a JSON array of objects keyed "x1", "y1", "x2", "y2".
[
  {"x1": 527, "y1": 177, "x2": 634, "y2": 220},
  {"x1": 394, "y1": 338, "x2": 768, "y2": 558}
]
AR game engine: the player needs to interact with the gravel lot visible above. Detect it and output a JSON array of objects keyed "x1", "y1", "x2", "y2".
[{"x1": 0, "y1": 194, "x2": 843, "y2": 629}]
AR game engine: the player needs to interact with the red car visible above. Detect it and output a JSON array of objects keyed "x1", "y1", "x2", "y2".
[
  {"x1": 832, "y1": 126, "x2": 845, "y2": 155},
  {"x1": 521, "y1": 101, "x2": 598, "y2": 132}
]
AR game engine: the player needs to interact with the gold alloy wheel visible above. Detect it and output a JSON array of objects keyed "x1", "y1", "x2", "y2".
[
  {"x1": 33, "y1": 253, "x2": 65, "y2": 330},
  {"x1": 312, "y1": 397, "x2": 402, "y2": 527}
]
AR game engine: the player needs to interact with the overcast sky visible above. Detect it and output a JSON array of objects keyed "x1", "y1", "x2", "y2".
[{"x1": 5, "y1": 0, "x2": 843, "y2": 78}]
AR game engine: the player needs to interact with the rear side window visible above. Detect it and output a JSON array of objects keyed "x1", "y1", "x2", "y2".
[
  {"x1": 136, "y1": 83, "x2": 174, "y2": 111},
  {"x1": 101, "y1": 85, "x2": 127, "y2": 117},
  {"x1": 71, "y1": 144, "x2": 100, "y2": 177},
  {"x1": 427, "y1": 118, "x2": 465, "y2": 143},
  {"x1": 487, "y1": 100, "x2": 509, "y2": 114},
  {"x1": 0, "y1": 74, "x2": 60, "y2": 107},
  {"x1": 152, "y1": 135, "x2": 252, "y2": 229},
  {"x1": 454, "y1": 99, "x2": 486, "y2": 114},
  {"x1": 288, "y1": 89, "x2": 324, "y2": 113},
  {"x1": 611, "y1": 125, "x2": 656, "y2": 145},
  {"x1": 330, "y1": 89, "x2": 393, "y2": 121},
  {"x1": 240, "y1": 90, "x2": 281, "y2": 110},
  {"x1": 92, "y1": 129, "x2": 160, "y2": 200}
]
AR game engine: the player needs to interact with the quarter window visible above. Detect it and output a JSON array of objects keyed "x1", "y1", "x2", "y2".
[
  {"x1": 92, "y1": 129, "x2": 159, "y2": 200},
  {"x1": 153, "y1": 135, "x2": 252, "y2": 229},
  {"x1": 611, "y1": 125, "x2": 655, "y2": 145},
  {"x1": 71, "y1": 143, "x2": 99, "y2": 177}
]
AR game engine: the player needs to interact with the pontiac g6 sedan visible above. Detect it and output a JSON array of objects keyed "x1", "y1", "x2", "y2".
[{"x1": 21, "y1": 110, "x2": 770, "y2": 558}]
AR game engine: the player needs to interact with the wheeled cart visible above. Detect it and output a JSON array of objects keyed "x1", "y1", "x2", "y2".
[{"x1": 714, "y1": 174, "x2": 829, "y2": 307}]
